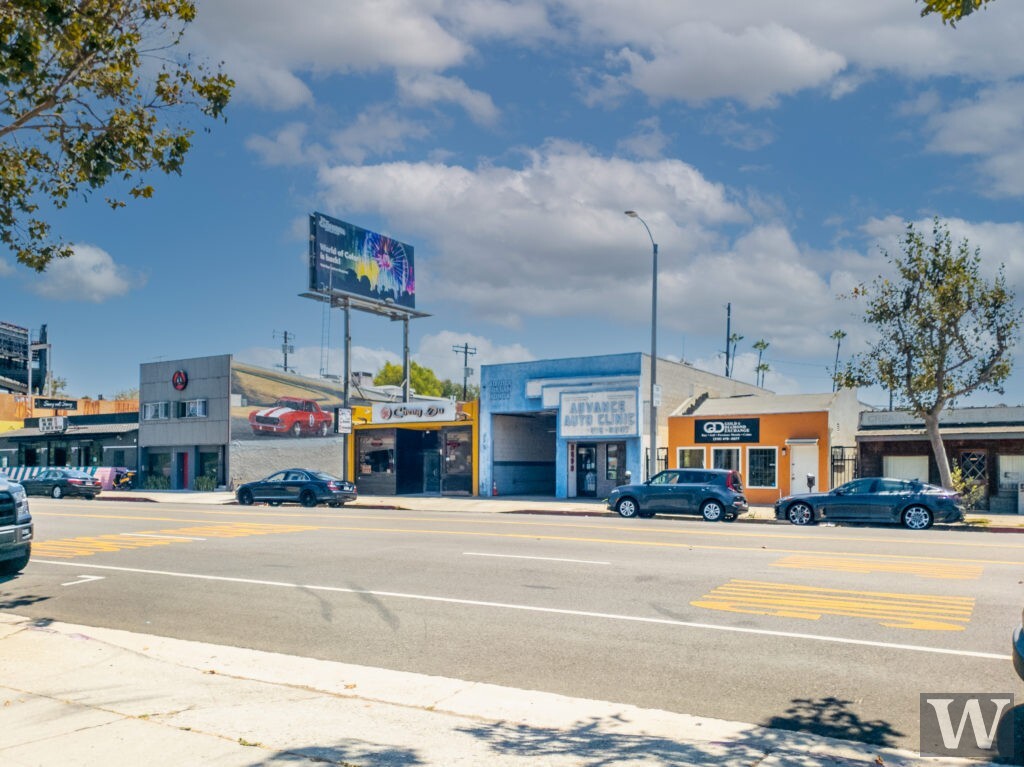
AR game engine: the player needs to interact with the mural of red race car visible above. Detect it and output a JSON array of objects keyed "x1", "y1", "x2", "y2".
[{"x1": 249, "y1": 397, "x2": 333, "y2": 437}]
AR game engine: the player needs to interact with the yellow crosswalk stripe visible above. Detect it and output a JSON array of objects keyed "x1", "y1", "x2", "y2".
[
  {"x1": 691, "y1": 579, "x2": 974, "y2": 631},
  {"x1": 772, "y1": 554, "x2": 983, "y2": 580},
  {"x1": 32, "y1": 523, "x2": 319, "y2": 559}
]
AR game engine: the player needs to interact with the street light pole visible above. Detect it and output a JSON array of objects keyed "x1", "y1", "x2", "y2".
[{"x1": 625, "y1": 211, "x2": 658, "y2": 480}]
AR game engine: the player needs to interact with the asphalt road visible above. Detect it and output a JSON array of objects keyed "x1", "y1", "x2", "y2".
[{"x1": 3, "y1": 497, "x2": 1021, "y2": 752}]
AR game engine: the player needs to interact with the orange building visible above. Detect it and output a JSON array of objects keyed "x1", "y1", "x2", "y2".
[{"x1": 667, "y1": 389, "x2": 863, "y2": 506}]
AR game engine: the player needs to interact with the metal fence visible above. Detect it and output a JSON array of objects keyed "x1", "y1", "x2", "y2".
[{"x1": 831, "y1": 446, "x2": 858, "y2": 487}]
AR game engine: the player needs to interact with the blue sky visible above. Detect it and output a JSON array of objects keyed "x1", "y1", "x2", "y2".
[{"x1": 4, "y1": 1, "x2": 1024, "y2": 408}]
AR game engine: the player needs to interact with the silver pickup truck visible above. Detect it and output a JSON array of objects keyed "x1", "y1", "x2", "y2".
[{"x1": 0, "y1": 475, "x2": 32, "y2": 576}]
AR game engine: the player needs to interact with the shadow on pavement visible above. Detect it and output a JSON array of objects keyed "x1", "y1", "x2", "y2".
[
  {"x1": 244, "y1": 742, "x2": 424, "y2": 766},
  {"x1": 759, "y1": 695, "x2": 903, "y2": 746},
  {"x1": 452, "y1": 697, "x2": 904, "y2": 766}
]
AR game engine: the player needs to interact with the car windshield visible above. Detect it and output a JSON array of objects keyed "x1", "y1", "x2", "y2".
[
  {"x1": 274, "y1": 399, "x2": 299, "y2": 408},
  {"x1": 64, "y1": 470, "x2": 93, "y2": 479},
  {"x1": 312, "y1": 472, "x2": 340, "y2": 482}
]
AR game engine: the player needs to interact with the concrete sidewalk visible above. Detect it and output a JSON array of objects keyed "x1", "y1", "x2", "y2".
[
  {"x1": 105, "y1": 489, "x2": 1024, "y2": 531},
  {"x1": 0, "y1": 613, "x2": 990, "y2": 767}
]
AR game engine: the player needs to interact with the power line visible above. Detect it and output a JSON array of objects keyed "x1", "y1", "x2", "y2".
[{"x1": 452, "y1": 343, "x2": 477, "y2": 400}]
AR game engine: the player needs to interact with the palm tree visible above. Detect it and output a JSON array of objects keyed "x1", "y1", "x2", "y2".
[
  {"x1": 831, "y1": 329, "x2": 847, "y2": 391},
  {"x1": 753, "y1": 339, "x2": 770, "y2": 386}
]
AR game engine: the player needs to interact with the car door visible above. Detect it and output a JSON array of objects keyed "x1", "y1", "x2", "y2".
[
  {"x1": 258, "y1": 471, "x2": 288, "y2": 502},
  {"x1": 281, "y1": 471, "x2": 308, "y2": 503},
  {"x1": 642, "y1": 471, "x2": 684, "y2": 512},
  {"x1": 824, "y1": 478, "x2": 879, "y2": 520},
  {"x1": 871, "y1": 478, "x2": 914, "y2": 523},
  {"x1": 23, "y1": 470, "x2": 52, "y2": 496},
  {"x1": 673, "y1": 470, "x2": 706, "y2": 514}
]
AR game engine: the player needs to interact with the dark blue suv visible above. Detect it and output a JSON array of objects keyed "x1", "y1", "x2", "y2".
[{"x1": 607, "y1": 468, "x2": 748, "y2": 521}]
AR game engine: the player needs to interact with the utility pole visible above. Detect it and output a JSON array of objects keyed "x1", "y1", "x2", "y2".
[
  {"x1": 452, "y1": 342, "x2": 478, "y2": 400},
  {"x1": 724, "y1": 303, "x2": 732, "y2": 377},
  {"x1": 273, "y1": 330, "x2": 295, "y2": 374}
]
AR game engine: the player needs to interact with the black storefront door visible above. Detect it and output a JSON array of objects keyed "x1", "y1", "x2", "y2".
[
  {"x1": 576, "y1": 444, "x2": 597, "y2": 497},
  {"x1": 396, "y1": 429, "x2": 440, "y2": 494}
]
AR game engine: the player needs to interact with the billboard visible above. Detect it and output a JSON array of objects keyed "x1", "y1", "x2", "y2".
[
  {"x1": 309, "y1": 212, "x2": 416, "y2": 309},
  {"x1": 230, "y1": 361, "x2": 347, "y2": 442}
]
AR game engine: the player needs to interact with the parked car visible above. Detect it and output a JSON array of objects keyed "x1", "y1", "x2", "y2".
[
  {"x1": 0, "y1": 475, "x2": 32, "y2": 575},
  {"x1": 249, "y1": 397, "x2": 333, "y2": 437},
  {"x1": 774, "y1": 476, "x2": 964, "y2": 529},
  {"x1": 21, "y1": 468, "x2": 101, "y2": 499},
  {"x1": 236, "y1": 468, "x2": 356, "y2": 508},
  {"x1": 1014, "y1": 608, "x2": 1024, "y2": 682},
  {"x1": 607, "y1": 468, "x2": 749, "y2": 521}
]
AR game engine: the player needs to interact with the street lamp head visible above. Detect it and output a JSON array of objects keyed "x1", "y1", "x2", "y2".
[{"x1": 624, "y1": 210, "x2": 638, "y2": 218}]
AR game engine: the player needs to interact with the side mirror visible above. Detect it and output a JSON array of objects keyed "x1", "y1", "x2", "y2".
[{"x1": 832, "y1": 487, "x2": 844, "y2": 496}]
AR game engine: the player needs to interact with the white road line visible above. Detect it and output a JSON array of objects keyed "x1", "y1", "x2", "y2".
[
  {"x1": 61, "y1": 575, "x2": 105, "y2": 587},
  {"x1": 32, "y1": 559, "x2": 1010, "y2": 661},
  {"x1": 464, "y1": 552, "x2": 610, "y2": 565},
  {"x1": 120, "y1": 533, "x2": 208, "y2": 541}
]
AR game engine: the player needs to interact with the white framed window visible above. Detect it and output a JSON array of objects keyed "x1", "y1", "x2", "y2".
[
  {"x1": 143, "y1": 401, "x2": 170, "y2": 420},
  {"x1": 677, "y1": 448, "x2": 705, "y2": 468},
  {"x1": 712, "y1": 447, "x2": 740, "y2": 474},
  {"x1": 747, "y1": 447, "x2": 778, "y2": 488},
  {"x1": 176, "y1": 399, "x2": 208, "y2": 418}
]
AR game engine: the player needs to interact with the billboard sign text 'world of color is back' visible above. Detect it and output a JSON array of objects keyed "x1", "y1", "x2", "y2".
[{"x1": 309, "y1": 212, "x2": 416, "y2": 309}]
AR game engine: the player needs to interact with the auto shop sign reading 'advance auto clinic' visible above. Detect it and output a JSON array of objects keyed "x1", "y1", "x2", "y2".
[
  {"x1": 559, "y1": 390, "x2": 639, "y2": 438},
  {"x1": 695, "y1": 418, "x2": 760, "y2": 443}
]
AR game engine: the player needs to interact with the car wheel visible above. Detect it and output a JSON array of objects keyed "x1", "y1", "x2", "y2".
[
  {"x1": 0, "y1": 547, "x2": 30, "y2": 576},
  {"x1": 238, "y1": 488, "x2": 254, "y2": 506},
  {"x1": 701, "y1": 500, "x2": 724, "y2": 522},
  {"x1": 299, "y1": 490, "x2": 318, "y2": 508},
  {"x1": 51, "y1": 486, "x2": 63, "y2": 499},
  {"x1": 615, "y1": 497, "x2": 640, "y2": 518},
  {"x1": 291, "y1": 422, "x2": 303, "y2": 437},
  {"x1": 787, "y1": 502, "x2": 815, "y2": 526},
  {"x1": 902, "y1": 505, "x2": 933, "y2": 530},
  {"x1": 319, "y1": 422, "x2": 330, "y2": 437}
]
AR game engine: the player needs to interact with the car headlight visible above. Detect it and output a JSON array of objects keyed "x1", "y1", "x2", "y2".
[{"x1": 14, "y1": 488, "x2": 30, "y2": 523}]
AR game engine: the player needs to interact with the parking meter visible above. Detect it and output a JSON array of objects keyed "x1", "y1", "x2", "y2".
[{"x1": 806, "y1": 473, "x2": 816, "y2": 492}]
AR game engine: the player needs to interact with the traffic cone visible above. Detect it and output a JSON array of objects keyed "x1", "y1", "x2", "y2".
[{"x1": 492, "y1": 480, "x2": 498, "y2": 496}]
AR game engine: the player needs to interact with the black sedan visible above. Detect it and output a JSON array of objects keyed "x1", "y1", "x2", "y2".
[
  {"x1": 236, "y1": 468, "x2": 356, "y2": 508},
  {"x1": 21, "y1": 468, "x2": 102, "y2": 499},
  {"x1": 774, "y1": 476, "x2": 963, "y2": 530}
]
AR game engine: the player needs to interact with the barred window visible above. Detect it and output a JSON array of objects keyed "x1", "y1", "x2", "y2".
[{"x1": 748, "y1": 448, "x2": 777, "y2": 488}]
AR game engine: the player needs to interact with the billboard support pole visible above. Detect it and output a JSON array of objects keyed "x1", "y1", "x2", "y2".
[
  {"x1": 343, "y1": 298, "x2": 352, "y2": 482},
  {"x1": 402, "y1": 317, "x2": 410, "y2": 403}
]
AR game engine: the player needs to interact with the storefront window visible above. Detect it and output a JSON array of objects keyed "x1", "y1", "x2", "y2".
[
  {"x1": 748, "y1": 448, "x2": 777, "y2": 488},
  {"x1": 606, "y1": 444, "x2": 620, "y2": 481},
  {"x1": 358, "y1": 433, "x2": 395, "y2": 476},
  {"x1": 712, "y1": 447, "x2": 740, "y2": 473},
  {"x1": 678, "y1": 448, "x2": 704, "y2": 468}
]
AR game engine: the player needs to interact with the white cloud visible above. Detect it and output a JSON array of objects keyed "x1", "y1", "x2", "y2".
[
  {"x1": 190, "y1": 0, "x2": 470, "y2": 106},
  {"x1": 924, "y1": 82, "x2": 1024, "y2": 196},
  {"x1": 30, "y1": 245, "x2": 139, "y2": 303},
  {"x1": 610, "y1": 23, "x2": 846, "y2": 108},
  {"x1": 617, "y1": 117, "x2": 670, "y2": 159},
  {"x1": 397, "y1": 73, "x2": 500, "y2": 126},
  {"x1": 316, "y1": 141, "x2": 748, "y2": 327},
  {"x1": 0, "y1": 258, "x2": 13, "y2": 276},
  {"x1": 330, "y1": 105, "x2": 432, "y2": 163},
  {"x1": 245, "y1": 122, "x2": 324, "y2": 166}
]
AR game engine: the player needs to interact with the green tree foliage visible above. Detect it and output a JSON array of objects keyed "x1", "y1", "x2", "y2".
[
  {"x1": 0, "y1": 1, "x2": 233, "y2": 270},
  {"x1": 114, "y1": 386, "x2": 139, "y2": 400},
  {"x1": 440, "y1": 378, "x2": 479, "y2": 401},
  {"x1": 838, "y1": 219, "x2": 1021, "y2": 487},
  {"x1": 919, "y1": 0, "x2": 994, "y2": 25},
  {"x1": 374, "y1": 361, "x2": 444, "y2": 397}
]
